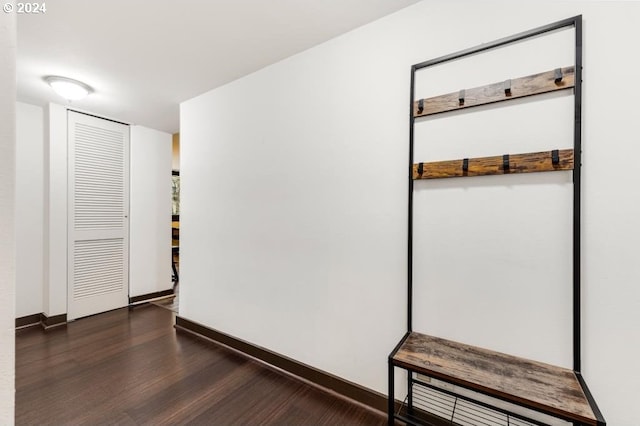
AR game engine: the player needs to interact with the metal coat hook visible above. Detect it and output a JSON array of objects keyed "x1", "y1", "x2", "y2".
[
  {"x1": 504, "y1": 79, "x2": 512, "y2": 96},
  {"x1": 458, "y1": 89, "x2": 465, "y2": 106},
  {"x1": 417, "y1": 99, "x2": 424, "y2": 114},
  {"x1": 554, "y1": 68, "x2": 563, "y2": 83},
  {"x1": 503, "y1": 154, "x2": 510, "y2": 171}
]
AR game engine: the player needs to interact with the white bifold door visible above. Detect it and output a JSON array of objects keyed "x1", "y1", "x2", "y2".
[{"x1": 67, "y1": 111, "x2": 130, "y2": 320}]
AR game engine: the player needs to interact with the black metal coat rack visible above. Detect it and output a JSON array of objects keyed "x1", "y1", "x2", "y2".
[{"x1": 388, "y1": 15, "x2": 606, "y2": 426}]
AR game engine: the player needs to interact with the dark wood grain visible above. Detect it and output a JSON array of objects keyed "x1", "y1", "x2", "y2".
[
  {"x1": 413, "y1": 149, "x2": 573, "y2": 180},
  {"x1": 392, "y1": 332, "x2": 598, "y2": 425},
  {"x1": 414, "y1": 66, "x2": 575, "y2": 117},
  {"x1": 16, "y1": 304, "x2": 386, "y2": 425}
]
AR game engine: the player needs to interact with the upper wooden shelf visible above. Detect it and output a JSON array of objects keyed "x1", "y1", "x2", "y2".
[
  {"x1": 413, "y1": 66, "x2": 575, "y2": 117},
  {"x1": 392, "y1": 332, "x2": 600, "y2": 425}
]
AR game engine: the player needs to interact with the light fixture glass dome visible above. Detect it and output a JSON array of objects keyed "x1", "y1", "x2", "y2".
[{"x1": 45, "y1": 76, "x2": 93, "y2": 101}]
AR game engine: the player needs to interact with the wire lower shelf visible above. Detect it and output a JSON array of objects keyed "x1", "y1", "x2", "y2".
[{"x1": 395, "y1": 377, "x2": 572, "y2": 426}]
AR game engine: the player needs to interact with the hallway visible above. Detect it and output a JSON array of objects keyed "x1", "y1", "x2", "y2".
[{"x1": 15, "y1": 305, "x2": 384, "y2": 425}]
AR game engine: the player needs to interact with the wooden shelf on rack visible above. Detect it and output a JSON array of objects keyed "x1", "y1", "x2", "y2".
[
  {"x1": 413, "y1": 66, "x2": 575, "y2": 117},
  {"x1": 392, "y1": 332, "x2": 599, "y2": 425},
  {"x1": 413, "y1": 149, "x2": 573, "y2": 180}
]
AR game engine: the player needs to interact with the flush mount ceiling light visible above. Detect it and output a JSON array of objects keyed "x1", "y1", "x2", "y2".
[{"x1": 44, "y1": 76, "x2": 93, "y2": 101}]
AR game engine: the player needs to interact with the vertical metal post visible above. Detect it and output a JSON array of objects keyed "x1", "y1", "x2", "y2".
[
  {"x1": 388, "y1": 360, "x2": 395, "y2": 426},
  {"x1": 408, "y1": 66, "x2": 416, "y2": 334},
  {"x1": 407, "y1": 373, "x2": 414, "y2": 416},
  {"x1": 572, "y1": 15, "x2": 583, "y2": 374}
]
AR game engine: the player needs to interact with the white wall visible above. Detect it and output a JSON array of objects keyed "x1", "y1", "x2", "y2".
[
  {"x1": 0, "y1": 5, "x2": 16, "y2": 424},
  {"x1": 181, "y1": 1, "x2": 640, "y2": 425},
  {"x1": 581, "y1": 6, "x2": 640, "y2": 423},
  {"x1": 15, "y1": 102, "x2": 43, "y2": 318},
  {"x1": 180, "y1": 8, "x2": 407, "y2": 396},
  {"x1": 43, "y1": 103, "x2": 68, "y2": 316},
  {"x1": 129, "y1": 125, "x2": 172, "y2": 297}
]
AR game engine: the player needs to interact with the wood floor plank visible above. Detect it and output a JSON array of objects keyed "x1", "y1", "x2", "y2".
[{"x1": 16, "y1": 304, "x2": 385, "y2": 425}]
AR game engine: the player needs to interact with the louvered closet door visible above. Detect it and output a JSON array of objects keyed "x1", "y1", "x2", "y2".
[{"x1": 67, "y1": 111, "x2": 129, "y2": 320}]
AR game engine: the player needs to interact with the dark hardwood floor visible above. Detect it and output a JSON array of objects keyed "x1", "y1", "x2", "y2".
[{"x1": 16, "y1": 304, "x2": 385, "y2": 425}]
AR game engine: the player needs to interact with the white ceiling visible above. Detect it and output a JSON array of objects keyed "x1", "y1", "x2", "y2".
[{"x1": 17, "y1": 0, "x2": 420, "y2": 134}]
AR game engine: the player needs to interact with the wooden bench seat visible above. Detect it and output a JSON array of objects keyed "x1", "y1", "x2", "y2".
[{"x1": 391, "y1": 332, "x2": 600, "y2": 425}]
